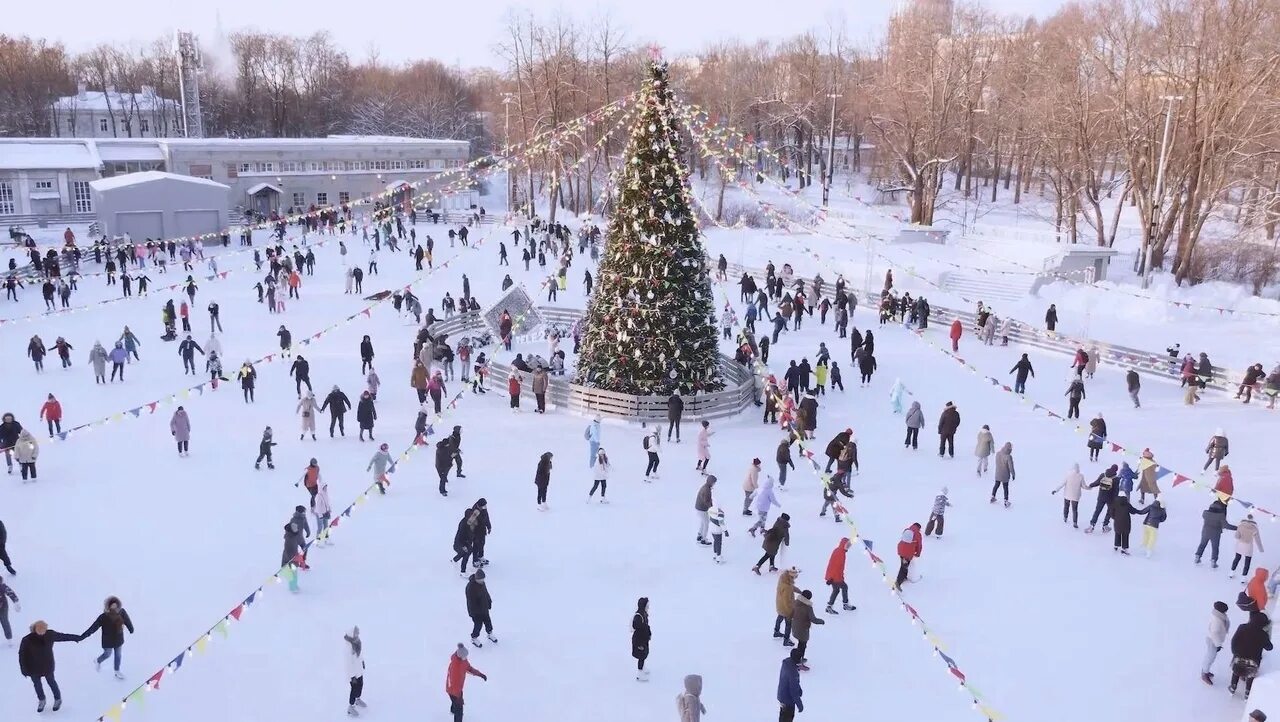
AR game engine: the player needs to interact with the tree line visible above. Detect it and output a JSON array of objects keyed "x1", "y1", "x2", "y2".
[{"x1": 3, "y1": 0, "x2": 1279, "y2": 285}]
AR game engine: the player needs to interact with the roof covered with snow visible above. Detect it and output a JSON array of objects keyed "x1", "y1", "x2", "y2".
[
  {"x1": 0, "y1": 140, "x2": 99, "y2": 170},
  {"x1": 51, "y1": 88, "x2": 178, "y2": 112},
  {"x1": 90, "y1": 171, "x2": 229, "y2": 192}
]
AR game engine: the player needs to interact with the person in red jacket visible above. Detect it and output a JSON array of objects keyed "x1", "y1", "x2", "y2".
[
  {"x1": 508, "y1": 373, "x2": 522, "y2": 411},
  {"x1": 894, "y1": 523, "x2": 923, "y2": 591},
  {"x1": 1215, "y1": 466, "x2": 1235, "y2": 497},
  {"x1": 949, "y1": 319, "x2": 963, "y2": 352},
  {"x1": 445, "y1": 642, "x2": 487, "y2": 722},
  {"x1": 824, "y1": 538, "x2": 855, "y2": 614},
  {"x1": 39, "y1": 394, "x2": 62, "y2": 435}
]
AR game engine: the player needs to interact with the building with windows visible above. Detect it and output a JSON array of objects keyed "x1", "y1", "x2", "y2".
[
  {"x1": 50, "y1": 85, "x2": 183, "y2": 139},
  {"x1": 0, "y1": 135, "x2": 472, "y2": 224}
]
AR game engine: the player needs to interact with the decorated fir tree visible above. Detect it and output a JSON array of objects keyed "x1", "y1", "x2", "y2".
[{"x1": 574, "y1": 60, "x2": 723, "y2": 395}]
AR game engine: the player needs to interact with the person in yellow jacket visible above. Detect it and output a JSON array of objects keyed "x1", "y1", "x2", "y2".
[
  {"x1": 814, "y1": 359, "x2": 829, "y2": 396},
  {"x1": 774, "y1": 568, "x2": 799, "y2": 646}
]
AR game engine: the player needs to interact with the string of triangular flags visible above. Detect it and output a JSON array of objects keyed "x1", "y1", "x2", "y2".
[
  {"x1": 20, "y1": 95, "x2": 636, "y2": 261},
  {"x1": 0, "y1": 234, "x2": 341, "y2": 326},
  {"x1": 674, "y1": 114, "x2": 1264, "y2": 399},
  {"x1": 675, "y1": 98, "x2": 1280, "y2": 319},
  {"x1": 896, "y1": 309, "x2": 1279, "y2": 520},
  {"x1": 703, "y1": 269, "x2": 1004, "y2": 721},
  {"x1": 89, "y1": 384, "x2": 468, "y2": 722},
  {"x1": 88, "y1": 236, "x2": 565, "y2": 721},
  {"x1": 45, "y1": 215, "x2": 514, "y2": 445}
]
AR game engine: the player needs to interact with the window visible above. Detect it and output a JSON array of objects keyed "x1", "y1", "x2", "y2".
[
  {"x1": 140, "y1": 119, "x2": 150, "y2": 133},
  {"x1": 338, "y1": 191, "x2": 350, "y2": 204},
  {"x1": 189, "y1": 164, "x2": 212, "y2": 177},
  {"x1": 33, "y1": 180, "x2": 55, "y2": 191},
  {"x1": 226, "y1": 163, "x2": 239, "y2": 179},
  {"x1": 282, "y1": 161, "x2": 302, "y2": 173},
  {"x1": 259, "y1": 161, "x2": 276, "y2": 173},
  {"x1": 316, "y1": 192, "x2": 328, "y2": 206},
  {"x1": 0, "y1": 182, "x2": 14, "y2": 215},
  {"x1": 239, "y1": 163, "x2": 253, "y2": 174},
  {"x1": 99, "y1": 118, "x2": 109, "y2": 132},
  {"x1": 350, "y1": 160, "x2": 367, "y2": 171},
  {"x1": 372, "y1": 160, "x2": 389, "y2": 171},
  {"x1": 448, "y1": 159, "x2": 464, "y2": 168},
  {"x1": 72, "y1": 181, "x2": 93, "y2": 213},
  {"x1": 292, "y1": 192, "x2": 305, "y2": 207},
  {"x1": 305, "y1": 161, "x2": 321, "y2": 172},
  {"x1": 429, "y1": 159, "x2": 445, "y2": 170},
  {"x1": 409, "y1": 160, "x2": 425, "y2": 170},
  {"x1": 390, "y1": 160, "x2": 404, "y2": 170}
]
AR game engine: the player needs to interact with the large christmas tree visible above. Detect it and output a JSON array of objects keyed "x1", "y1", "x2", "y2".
[{"x1": 575, "y1": 61, "x2": 723, "y2": 395}]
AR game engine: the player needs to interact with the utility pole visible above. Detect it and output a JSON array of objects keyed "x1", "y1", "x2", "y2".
[
  {"x1": 502, "y1": 93, "x2": 514, "y2": 215},
  {"x1": 1141, "y1": 94, "x2": 1182, "y2": 289},
  {"x1": 823, "y1": 93, "x2": 841, "y2": 207}
]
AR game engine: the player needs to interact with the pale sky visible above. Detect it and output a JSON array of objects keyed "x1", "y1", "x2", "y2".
[{"x1": 8, "y1": 0, "x2": 1065, "y2": 69}]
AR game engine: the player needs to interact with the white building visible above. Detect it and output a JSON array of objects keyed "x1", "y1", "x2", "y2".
[
  {"x1": 0, "y1": 136, "x2": 473, "y2": 224},
  {"x1": 50, "y1": 85, "x2": 183, "y2": 139}
]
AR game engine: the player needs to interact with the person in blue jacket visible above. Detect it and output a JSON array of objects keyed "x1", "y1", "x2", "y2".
[
  {"x1": 777, "y1": 647, "x2": 804, "y2": 721},
  {"x1": 1117, "y1": 462, "x2": 1137, "y2": 499}
]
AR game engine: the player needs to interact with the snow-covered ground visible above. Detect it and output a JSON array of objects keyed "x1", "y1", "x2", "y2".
[{"x1": 1, "y1": 192, "x2": 1275, "y2": 722}]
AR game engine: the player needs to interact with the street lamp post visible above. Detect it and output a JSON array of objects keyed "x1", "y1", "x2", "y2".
[
  {"x1": 823, "y1": 93, "x2": 841, "y2": 207},
  {"x1": 502, "y1": 93, "x2": 514, "y2": 216},
  {"x1": 1142, "y1": 94, "x2": 1183, "y2": 289}
]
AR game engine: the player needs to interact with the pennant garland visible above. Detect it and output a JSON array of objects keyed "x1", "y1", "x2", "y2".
[
  {"x1": 706, "y1": 276, "x2": 1003, "y2": 720},
  {"x1": 672, "y1": 106, "x2": 1267, "y2": 399}
]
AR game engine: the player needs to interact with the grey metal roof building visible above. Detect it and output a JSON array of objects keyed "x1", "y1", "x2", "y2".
[{"x1": 90, "y1": 171, "x2": 230, "y2": 241}]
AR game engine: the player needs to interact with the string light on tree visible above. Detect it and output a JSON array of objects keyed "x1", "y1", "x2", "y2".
[{"x1": 575, "y1": 59, "x2": 722, "y2": 395}]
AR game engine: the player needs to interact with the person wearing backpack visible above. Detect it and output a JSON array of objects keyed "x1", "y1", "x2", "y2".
[
  {"x1": 643, "y1": 429, "x2": 661, "y2": 481},
  {"x1": 894, "y1": 523, "x2": 922, "y2": 591},
  {"x1": 676, "y1": 674, "x2": 706, "y2": 721}
]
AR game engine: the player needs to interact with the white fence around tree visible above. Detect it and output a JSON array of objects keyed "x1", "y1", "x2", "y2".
[{"x1": 426, "y1": 306, "x2": 758, "y2": 422}]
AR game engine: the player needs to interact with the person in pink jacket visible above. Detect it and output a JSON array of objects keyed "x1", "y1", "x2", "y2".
[{"x1": 695, "y1": 421, "x2": 713, "y2": 474}]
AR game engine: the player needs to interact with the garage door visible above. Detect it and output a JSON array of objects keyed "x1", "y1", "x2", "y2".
[
  {"x1": 174, "y1": 209, "x2": 220, "y2": 240},
  {"x1": 113, "y1": 210, "x2": 164, "y2": 241}
]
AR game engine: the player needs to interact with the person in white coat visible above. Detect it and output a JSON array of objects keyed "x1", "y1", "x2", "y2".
[
  {"x1": 747, "y1": 477, "x2": 781, "y2": 536},
  {"x1": 1231, "y1": 514, "x2": 1266, "y2": 579},
  {"x1": 974, "y1": 425, "x2": 995, "y2": 476},
  {"x1": 742, "y1": 459, "x2": 761, "y2": 516},
  {"x1": 643, "y1": 429, "x2": 661, "y2": 481},
  {"x1": 297, "y1": 392, "x2": 320, "y2": 441},
  {"x1": 1053, "y1": 463, "x2": 1086, "y2": 528},
  {"x1": 312, "y1": 483, "x2": 333, "y2": 546},
  {"x1": 1202, "y1": 601, "x2": 1230, "y2": 685},
  {"x1": 588, "y1": 448, "x2": 610, "y2": 503},
  {"x1": 206, "y1": 333, "x2": 223, "y2": 358},
  {"x1": 345, "y1": 626, "x2": 367, "y2": 716}
]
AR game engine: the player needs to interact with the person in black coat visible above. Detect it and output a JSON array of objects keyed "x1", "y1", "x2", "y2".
[
  {"x1": 632, "y1": 597, "x2": 651, "y2": 680},
  {"x1": 320, "y1": 386, "x2": 351, "y2": 437},
  {"x1": 356, "y1": 391, "x2": 377, "y2": 441},
  {"x1": 937, "y1": 402, "x2": 961, "y2": 458},
  {"x1": 1230, "y1": 611, "x2": 1274, "y2": 695},
  {"x1": 452, "y1": 510, "x2": 473, "y2": 574},
  {"x1": 1065, "y1": 378, "x2": 1086, "y2": 419},
  {"x1": 666, "y1": 394, "x2": 684, "y2": 443},
  {"x1": 435, "y1": 437, "x2": 454, "y2": 496},
  {"x1": 360, "y1": 335, "x2": 375, "y2": 374},
  {"x1": 81, "y1": 596, "x2": 134, "y2": 677},
  {"x1": 289, "y1": 355, "x2": 313, "y2": 397},
  {"x1": 856, "y1": 349, "x2": 877, "y2": 385},
  {"x1": 466, "y1": 570, "x2": 496, "y2": 647},
  {"x1": 1045, "y1": 304, "x2": 1058, "y2": 331},
  {"x1": 535, "y1": 452, "x2": 553, "y2": 508},
  {"x1": 784, "y1": 361, "x2": 802, "y2": 402},
  {"x1": 849, "y1": 328, "x2": 863, "y2": 360},
  {"x1": 824, "y1": 430, "x2": 852, "y2": 473},
  {"x1": 448, "y1": 426, "x2": 466, "y2": 478},
  {"x1": 469, "y1": 498, "x2": 491, "y2": 566},
  {"x1": 18, "y1": 620, "x2": 82, "y2": 712},
  {"x1": 0, "y1": 517, "x2": 15, "y2": 574},
  {"x1": 1009, "y1": 354, "x2": 1035, "y2": 394}
]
